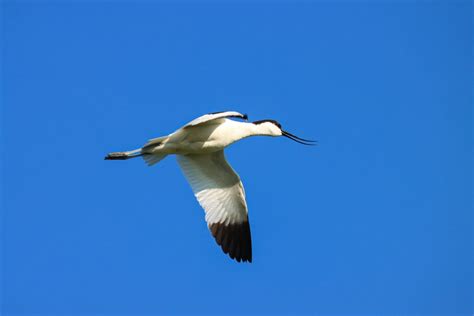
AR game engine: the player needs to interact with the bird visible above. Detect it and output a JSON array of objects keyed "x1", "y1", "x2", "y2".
[{"x1": 105, "y1": 111, "x2": 316, "y2": 263}]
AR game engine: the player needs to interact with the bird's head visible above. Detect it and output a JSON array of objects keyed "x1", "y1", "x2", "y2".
[{"x1": 252, "y1": 119, "x2": 317, "y2": 145}]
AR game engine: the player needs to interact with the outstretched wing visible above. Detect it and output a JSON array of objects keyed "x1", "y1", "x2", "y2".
[
  {"x1": 176, "y1": 151, "x2": 252, "y2": 263},
  {"x1": 183, "y1": 111, "x2": 248, "y2": 128}
]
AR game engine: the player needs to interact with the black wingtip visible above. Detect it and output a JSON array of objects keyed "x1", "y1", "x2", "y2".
[{"x1": 209, "y1": 221, "x2": 252, "y2": 263}]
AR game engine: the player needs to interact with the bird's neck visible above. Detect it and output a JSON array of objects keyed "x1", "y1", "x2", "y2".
[{"x1": 223, "y1": 121, "x2": 272, "y2": 143}]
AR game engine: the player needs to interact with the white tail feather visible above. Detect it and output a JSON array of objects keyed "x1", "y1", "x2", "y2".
[{"x1": 143, "y1": 154, "x2": 167, "y2": 166}]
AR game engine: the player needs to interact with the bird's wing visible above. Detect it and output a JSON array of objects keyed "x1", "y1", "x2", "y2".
[
  {"x1": 183, "y1": 111, "x2": 247, "y2": 128},
  {"x1": 176, "y1": 151, "x2": 252, "y2": 262}
]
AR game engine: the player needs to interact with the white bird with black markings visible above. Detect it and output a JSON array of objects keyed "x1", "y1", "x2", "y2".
[{"x1": 105, "y1": 111, "x2": 315, "y2": 262}]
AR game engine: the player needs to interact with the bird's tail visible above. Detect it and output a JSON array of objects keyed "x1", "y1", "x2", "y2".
[
  {"x1": 142, "y1": 153, "x2": 167, "y2": 166},
  {"x1": 105, "y1": 148, "x2": 143, "y2": 160},
  {"x1": 105, "y1": 148, "x2": 167, "y2": 166}
]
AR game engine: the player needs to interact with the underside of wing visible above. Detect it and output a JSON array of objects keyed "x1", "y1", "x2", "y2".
[
  {"x1": 177, "y1": 151, "x2": 252, "y2": 263},
  {"x1": 183, "y1": 111, "x2": 248, "y2": 128}
]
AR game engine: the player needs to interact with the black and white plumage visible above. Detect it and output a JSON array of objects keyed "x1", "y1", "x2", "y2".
[{"x1": 105, "y1": 111, "x2": 315, "y2": 262}]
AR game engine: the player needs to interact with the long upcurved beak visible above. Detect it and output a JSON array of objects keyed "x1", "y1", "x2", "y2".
[{"x1": 282, "y1": 130, "x2": 317, "y2": 146}]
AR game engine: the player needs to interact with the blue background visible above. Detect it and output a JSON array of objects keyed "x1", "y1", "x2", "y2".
[{"x1": 2, "y1": 1, "x2": 472, "y2": 315}]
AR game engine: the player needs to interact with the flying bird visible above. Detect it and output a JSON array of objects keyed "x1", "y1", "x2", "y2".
[{"x1": 105, "y1": 111, "x2": 315, "y2": 262}]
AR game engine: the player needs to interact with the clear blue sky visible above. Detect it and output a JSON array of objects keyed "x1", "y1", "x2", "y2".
[{"x1": 2, "y1": 1, "x2": 472, "y2": 315}]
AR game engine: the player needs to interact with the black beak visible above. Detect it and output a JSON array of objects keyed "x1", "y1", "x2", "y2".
[{"x1": 282, "y1": 130, "x2": 317, "y2": 146}]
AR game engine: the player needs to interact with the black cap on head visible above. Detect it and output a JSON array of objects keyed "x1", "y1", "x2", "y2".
[
  {"x1": 253, "y1": 118, "x2": 317, "y2": 145},
  {"x1": 252, "y1": 119, "x2": 282, "y2": 129}
]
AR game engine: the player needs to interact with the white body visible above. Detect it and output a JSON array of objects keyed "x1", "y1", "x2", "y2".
[
  {"x1": 145, "y1": 117, "x2": 281, "y2": 155},
  {"x1": 107, "y1": 111, "x2": 288, "y2": 263}
]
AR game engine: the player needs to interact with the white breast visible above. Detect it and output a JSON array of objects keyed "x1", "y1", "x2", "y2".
[{"x1": 165, "y1": 119, "x2": 255, "y2": 155}]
